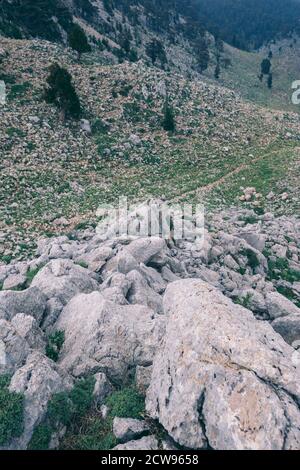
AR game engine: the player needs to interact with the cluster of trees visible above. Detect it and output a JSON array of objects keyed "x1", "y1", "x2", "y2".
[{"x1": 194, "y1": 0, "x2": 300, "y2": 51}]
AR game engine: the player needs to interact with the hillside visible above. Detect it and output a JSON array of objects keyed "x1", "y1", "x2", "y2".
[{"x1": 0, "y1": 37, "x2": 299, "y2": 262}]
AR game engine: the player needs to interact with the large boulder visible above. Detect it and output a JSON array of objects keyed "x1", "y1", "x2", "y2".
[
  {"x1": 0, "y1": 287, "x2": 46, "y2": 323},
  {"x1": 11, "y1": 314, "x2": 45, "y2": 351},
  {"x1": 31, "y1": 259, "x2": 99, "y2": 306},
  {"x1": 126, "y1": 238, "x2": 166, "y2": 265},
  {"x1": 126, "y1": 270, "x2": 163, "y2": 314},
  {"x1": 146, "y1": 279, "x2": 300, "y2": 450},
  {"x1": 6, "y1": 352, "x2": 72, "y2": 449},
  {"x1": 113, "y1": 417, "x2": 149, "y2": 443},
  {"x1": 272, "y1": 314, "x2": 300, "y2": 347},
  {"x1": 0, "y1": 320, "x2": 30, "y2": 375},
  {"x1": 55, "y1": 292, "x2": 165, "y2": 381},
  {"x1": 266, "y1": 292, "x2": 300, "y2": 319}
]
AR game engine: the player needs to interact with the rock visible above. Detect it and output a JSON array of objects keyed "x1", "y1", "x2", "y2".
[
  {"x1": 93, "y1": 372, "x2": 113, "y2": 404},
  {"x1": 266, "y1": 292, "x2": 300, "y2": 319},
  {"x1": 7, "y1": 352, "x2": 72, "y2": 449},
  {"x1": 0, "y1": 287, "x2": 46, "y2": 323},
  {"x1": 113, "y1": 435, "x2": 159, "y2": 450},
  {"x1": 238, "y1": 232, "x2": 266, "y2": 253},
  {"x1": 76, "y1": 246, "x2": 113, "y2": 273},
  {"x1": 2, "y1": 274, "x2": 27, "y2": 291},
  {"x1": 272, "y1": 315, "x2": 300, "y2": 347},
  {"x1": 146, "y1": 279, "x2": 300, "y2": 450},
  {"x1": 126, "y1": 238, "x2": 166, "y2": 265},
  {"x1": 102, "y1": 249, "x2": 139, "y2": 277},
  {"x1": 129, "y1": 134, "x2": 141, "y2": 146},
  {"x1": 138, "y1": 264, "x2": 166, "y2": 294},
  {"x1": 126, "y1": 270, "x2": 163, "y2": 314},
  {"x1": 42, "y1": 298, "x2": 64, "y2": 331},
  {"x1": 11, "y1": 314, "x2": 45, "y2": 351},
  {"x1": 135, "y1": 365, "x2": 153, "y2": 393},
  {"x1": 55, "y1": 291, "x2": 165, "y2": 381},
  {"x1": 31, "y1": 259, "x2": 99, "y2": 305},
  {"x1": 80, "y1": 119, "x2": 91, "y2": 134},
  {"x1": 0, "y1": 319, "x2": 30, "y2": 375},
  {"x1": 113, "y1": 417, "x2": 149, "y2": 443},
  {"x1": 272, "y1": 244, "x2": 287, "y2": 259}
]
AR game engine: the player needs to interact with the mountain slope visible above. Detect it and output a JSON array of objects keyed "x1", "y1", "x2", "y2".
[{"x1": 0, "y1": 37, "x2": 299, "y2": 260}]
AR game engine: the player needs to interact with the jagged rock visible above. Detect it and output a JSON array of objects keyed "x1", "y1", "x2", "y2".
[
  {"x1": 31, "y1": 259, "x2": 99, "y2": 305},
  {"x1": 11, "y1": 314, "x2": 45, "y2": 351},
  {"x1": 237, "y1": 232, "x2": 266, "y2": 253},
  {"x1": 113, "y1": 417, "x2": 149, "y2": 442},
  {"x1": 93, "y1": 372, "x2": 113, "y2": 404},
  {"x1": 0, "y1": 287, "x2": 46, "y2": 323},
  {"x1": 102, "y1": 249, "x2": 139, "y2": 277},
  {"x1": 113, "y1": 435, "x2": 159, "y2": 450},
  {"x1": 75, "y1": 246, "x2": 113, "y2": 272},
  {"x1": 272, "y1": 315, "x2": 300, "y2": 347},
  {"x1": 100, "y1": 272, "x2": 130, "y2": 305},
  {"x1": 0, "y1": 319, "x2": 30, "y2": 375},
  {"x1": 126, "y1": 238, "x2": 166, "y2": 265},
  {"x1": 126, "y1": 270, "x2": 163, "y2": 314},
  {"x1": 266, "y1": 292, "x2": 300, "y2": 319},
  {"x1": 146, "y1": 279, "x2": 300, "y2": 450},
  {"x1": 6, "y1": 352, "x2": 72, "y2": 450},
  {"x1": 2, "y1": 274, "x2": 27, "y2": 291},
  {"x1": 55, "y1": 291, "x2": 165, "y2": 381},
  {"x1": 42, "y1": 297, "x2": 64, "y2": 331},
  {"x1": 138, "y1": 264, "x2": 166, "y2": 294},
  {"x1": 135, "y1": 365, "x2": 153, "y2": 393}
]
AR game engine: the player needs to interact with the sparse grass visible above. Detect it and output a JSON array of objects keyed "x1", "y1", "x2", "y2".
[
  {"x1": 105, "y1": 386, "x2": 145, "y2": 420},
  {"x1": 45, "y1": 331, "x2": 65, "y2": 362},
  {"x1": 0, "y1": 375, "x2": 24, "y2": 446}
]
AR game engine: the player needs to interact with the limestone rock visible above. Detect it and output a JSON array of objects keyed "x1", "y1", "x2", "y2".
[
  {"x1": 146, "y1": 279, "x2": 300, "y2": 450},
  {"x1": 113, "y1": 417, "x2": 149, "y2": 443}
]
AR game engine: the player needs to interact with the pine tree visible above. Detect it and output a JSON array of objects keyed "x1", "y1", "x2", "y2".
[
  {"x1": 162, "y1": 98, "x2": 176, "y2": 133},
  {"x1": 267, "y1": 73, "x2": 273, "y2": 89},
  {"x1": 68, "y1": 24, "x2": 91, "y2": 60},
  {"x1": 261, "y1": 58, "x2": 272, "y2": 75},
  {"x1": 44, "y1": 63, "x2": 81, "y2": 120}
]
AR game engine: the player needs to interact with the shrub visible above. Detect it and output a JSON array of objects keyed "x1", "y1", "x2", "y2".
[
  {"x1": 44, "y1": 63, "x2": 81, "y2": 120},
  {"x1": 242, "y1": 248, "x2": 260, "y2": 270},
  {"x1": 105, "y1": 386, "x2": 145, "y2": 420},
  {"x1": 0, "y1": 375, "x2": 24, "y2": 446},
  {"x1": 68, "y1": 24, "x2": 91, "y2": 60},
  {"x1": 162, "y1": 99, "x2": 176, "y2": 133},
  {"x1": 46, "y1": 330, "x2": 65, "y2": 362},
  {"x1": 28, "y1": 424, "x2": 52, "y2": 450}
]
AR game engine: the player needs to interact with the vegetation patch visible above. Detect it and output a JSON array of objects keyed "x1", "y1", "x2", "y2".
[
  {"x1": 45, "y1": 331, "x2": 65, "y2": 362},
  {"x1": 0, "y1": 375, "x2": 24, "y2": 446}
]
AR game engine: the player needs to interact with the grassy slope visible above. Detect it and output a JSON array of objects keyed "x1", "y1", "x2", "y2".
[
  {"x1": 0, "y1": 37, "x2": 299, "y2": 260},
  {"x1": 205, "y1": 39, "x2": 300, "y2": 112}
]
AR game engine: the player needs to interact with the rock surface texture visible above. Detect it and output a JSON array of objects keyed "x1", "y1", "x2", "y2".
[{"x1": 0, "y1": 204, "x2": 299, "y2": 450}]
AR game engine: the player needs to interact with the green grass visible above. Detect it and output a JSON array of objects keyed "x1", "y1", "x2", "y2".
[
  {"x1": 45, "y1": 331, "x2": 65, "y2": 362},
  {"x1": 0, "y1": 375, "x2": 24, "y2": 446},
  {"x1": 105, "y1": 386, "x2": 145, "y2": 420}
]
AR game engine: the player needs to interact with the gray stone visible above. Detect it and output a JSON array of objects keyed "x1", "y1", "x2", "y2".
[
  {"x1": 31, "y1": 259, "x2": 99, "y2": 305},
  {"x1": 93, "y1": 372, "x2": 113, "y2": 404},
  {"x1": 266, "y1": 292, "x2": 300, "y2": 319},
  {"x1": 126, "y1": 238, "x2": 166, "y2": 265},
  {"x1": 11, "y1": 314, "x2": 45, "y2": 350},
  {"x1": 2, "y1": 274, "x2": 27, "y2": 291},
  {"x1": 126, "y1": 270, "x2": 163, "y2": 314},
  {"x1": 55, "y1": 291, "x2": 165, "y2": 382},
  {"x1": 0, "y1": 319, "x2": 30, "y2": 375},
  {"x1": 0, "y1": 287, "x2": 46, "y2": 323},
  {"x1": 113, "y1": 435, "x2": 159, "y2": 450},
  {"x1": 7, "y1": 352, "x2": 72, "y2": 450},
  {"x1": 146, "y1": 279, "x2": 300, "y2": 450},
  {"x1": 272, "y1": 314, "x2": 300, "y2": 346},
  {"x1": 135, "y1": 365, "x2": 153, "y2": 393},
  {"x1": 113, "y1": 417, "x2": 149, "y2": 442}
]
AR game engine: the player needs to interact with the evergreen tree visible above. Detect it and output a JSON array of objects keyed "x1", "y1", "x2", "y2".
[
  {"x1": 44, "y1": 63, "x2": 81, "y2": 120},
  {"x1": 214, "y1": 62, "x2": 220, "y2": 79},
  {"x1": 68, "y1": 24, "x2": 91, "y2": 60},
  {"x1": 267, "y1": 73, "x2": 273, "y2": 89},
  {"x1": 162, "y1": 98, "x2": 176, "y2": 133},
  {"x1": 146, "y1": 39, "x2": 167, "y2": 66},
  {"x1": 261, "y1": 58, "x2": 272, "y2": 75}
]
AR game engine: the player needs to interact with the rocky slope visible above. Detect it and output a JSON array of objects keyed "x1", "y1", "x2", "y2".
[
  {"x1": 0, "y1": 37, "x2": 299, "y2": 263},
  {"x1": 0, "y1": 202, "x2": 299, "y2": 450}
]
